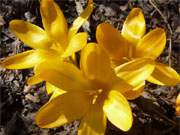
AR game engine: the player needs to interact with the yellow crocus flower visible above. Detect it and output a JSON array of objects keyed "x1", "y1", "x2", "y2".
[
  {"x1": 96, "y1": 8, "x2": 180, "y2": 99},
  {"x1": 1, "y1": 0, "x2": 93, "y2": 95},
  {"x1": 34, "y1": 43, "x2": 155, "y2": 134},
  {"x1": 1, "y1": 0, "x2": 93, "y2": 80}
]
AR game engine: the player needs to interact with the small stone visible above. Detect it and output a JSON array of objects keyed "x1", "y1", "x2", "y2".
[
  {"x1": 0, "y1": 15, "x2": 5, "y2": 26},
  {"x1": 23, "y1": 85, "x2": 31, "y2": 93},
  {"x1": 25, "y1": 94, "x2": 40, "y2": 103},
  {"x1": 104, "y1": 7, "x2": 116, "y2": 16},
  {"x1": 8, "y1": 74, "x2": 14, "y2": 82},
  {"x1": 119, "y1": 4, "x2": 128, "y2": 11},
  {"x1": 175, "y1": 26, "x2": 180, "y2": 33},
  {"x1": 13, "y1": 80, "x2": 20, "y2": 87}
]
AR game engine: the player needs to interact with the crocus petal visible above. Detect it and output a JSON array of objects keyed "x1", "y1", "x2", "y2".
[
  {"x1": 111, "y1": 77, "x2": 133, "y2": 94},
  {"x1": 80, "y1": 43, "x2": 113, "y2": 84},
  {"x1": 103, "y1": 90, "x2": 133, "y2": 131},
  {"x1": 123, "y1": 82, "x2": 145, "y2": 100},
  {"x1": 62, "y1": 32, "x2": 87, "y2": 58},
  {"x1": 36, "y1": 91, "x2": 90, "y2": 128},
  {"x1": 27, "y1": 74, "x2": 43, "y2": 85},
  {"x1": 35, "y1": 61, "x2": 90, "y2": 92},
  {"x1": 49, "y1": 90, "x2": 65, "y2": 101},
  {"x1": 134, "y1": 28, "x2": 166, "y2": 59},
  {"x1": 46, "y1": 82, "x2": 65, "y2": 95},
  {"x1": 121, "y1": 8, "x2": 146, "y2": 44},
  {"x1": 27, "y1": 55, "x2": 64, "y2": 85},
  {"x1": 96, "y1": 22, "x2": 129, "y2": 61},
  {"x1": 10, "y1": 20, "x2": 52, "y2": 49},
  {"x1": 147, "y1": 63, "x2": 180, "y2": 86},
  {"x1": 1, "y1": 50, "x2": 43, "y2": 69},
  {"x1": 68, "y1": 0, "x2": 93, "y2": 39},
  {"x1": 115, "y1": 58, "x2": 155, "y2": 87},
  {"x1": 176, "y1": 93, "x2": 180, "y2": 116},
  {"x1": 40, "y1": 0, "x2": 68, "y2": 48},
  {"x1": 78, "y1": 103, "x2": 106, "y2": 135}
]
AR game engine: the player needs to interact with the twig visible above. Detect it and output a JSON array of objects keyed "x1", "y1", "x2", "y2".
[
  {"x1": 149, "y1": 0, "x2": 173, "y2": 66},
  {"x1": 1, "y1": 31, "x2": 15, "y2": 41},
  {"x1": 145, "y1": 91, "x2": 178, "y2": 126},
  {"x1": 162, "y1": 125, "x2": 176, "y2": 135}
]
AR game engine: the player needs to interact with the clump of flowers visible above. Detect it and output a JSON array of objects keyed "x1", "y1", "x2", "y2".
[
  {"x1": 1, "y1": 0, "x2": 93, "y2": 95},
  {"x1": 96, "y1": 8, "x2": 180, "y2": 99},
  {"x1": 35, "y1": 43, "x2": 135, "y2": 133},
  {"x1": 1, "y1": 0, "x2": 180, "y2": 135}
]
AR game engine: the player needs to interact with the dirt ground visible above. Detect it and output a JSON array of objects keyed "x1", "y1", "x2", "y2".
[{"x1": 0, "y1": 0, "x2": 180, "y2": 135}]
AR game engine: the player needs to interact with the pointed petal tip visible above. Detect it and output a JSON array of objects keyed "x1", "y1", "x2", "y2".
[
  {"x1": 0, "y1": 50, "x2": 43, "y2": 69},
  {"x1": 148, "y1": 63, "x2": 180, "y2": 86},
  {"x1": 9, "y1": 19, "x2": 19, "y2": 26},
  {"x1": 88, "y1": 0, "x2": 93, "y2": 5},
  {"x1": 0, "y1": 58, "x2": 19, "y2": 69},
  {"x1": 41, "y1": 0, "x2": 53, "y2": 6},
  {"x1": 0, "y1": 61, "x2": 6, "y2": 69},
  {"x1": 153, "y1": 27, "x2": 166, "y2": 37},
  {"x1": 122, "y1": 7, "x2": 145, "y2": 44},
  {"x1": 27, "y1": 74, "x2": 43, "y2": 86},
  {"x1": 131, "y1": 7, "x2": 142, "y2": 13},
  {"x1": 9, "y1": 20, "x2": 16, "y2": 27},
  {"x1": 68, "y1": 0, "x2": 93, "y2": 38},
  {"x1": 128, "y1": 7, "x2": 144, "y2": 20},
  {"x1": 9, "y1": 20, "x2": 24, "y2": 32},
  {"x1": 40, "y1": 0, "x2": 68, "y2": 47}
]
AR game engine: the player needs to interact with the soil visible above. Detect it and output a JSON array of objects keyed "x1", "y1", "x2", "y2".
[{"x1": 0, "y1": 0, "x2": 179, "y2": 135}]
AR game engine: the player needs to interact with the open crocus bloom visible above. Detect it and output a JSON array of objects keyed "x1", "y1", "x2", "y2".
[
  {"x1": 96, "y1": 8, "x2": 180, "y2": 99},
  {"x1": 1, "y1": 0, "x2": 93, "y2": 81},
  {"x1": 1, "y1": 0, "x2": 93, "y2": 95},
  {"x1": 35, "y1": 43, "x2": 155, "y2": 134}
]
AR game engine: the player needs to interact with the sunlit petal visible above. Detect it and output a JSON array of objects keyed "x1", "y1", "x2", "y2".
[
  {"x1": 147, "y1": 63, "x2": 180, "y2": 86},
  {"x1": 62, "y1": 32, "x2": 87, "y2": 58},
  {"x1": 68, "y1": 0, "x2": 93, "y2": 39},
  {"x1": 36, "y1": 91, "x2": 90, "y2": 128},
  {"x1": 80, "y1": 43, "x2": 114, "y2": 84},
  {"x1": 122, "y1": 8, "x2": 145, "y2": 44},
  {"x1": 40, "y1": 0, "x2": 68, "y2": 48},
  {"x1": 10, "y1": 20, "x2": 52, "y2": 49},
  {"x1": 49, "y1": 90, "x2": 66, "y2": 101},
  {"x1": 27, "y1": 74, "x2": 43, "y2": 85},
  {"x1": 1, "y1": 50, "x2": 43, "y2": 69},
  {"x1": 46, "y1": 82, "x2": 66, "y2": 101},
  {"x1": 123, "y1": 82, "x2": 145, "y2": 100},
  {"x1": 96, "y1": 22, "x2": 129, "y2": 61},
  {"x1": 103, "y1": 90, "x2": 133, "y2": 131},
  {"x1": 78, "y1": 103, "x2": 106, "y2": 135},
  {"x1": 46, "y1": 82, "x2": 66, "y2": 95},
  {"x1": 134, "y1": 28, "x2": 166, "y2": 59},
  {"x1": 115, "y1": 58, "x2": 155, "y2": 87},
  {"x1": 35, "y1": 61, "x2": 90, "y2": 92},
  {"x1": 111, "y1": 77, "x2": 133, "y2": 94}
]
